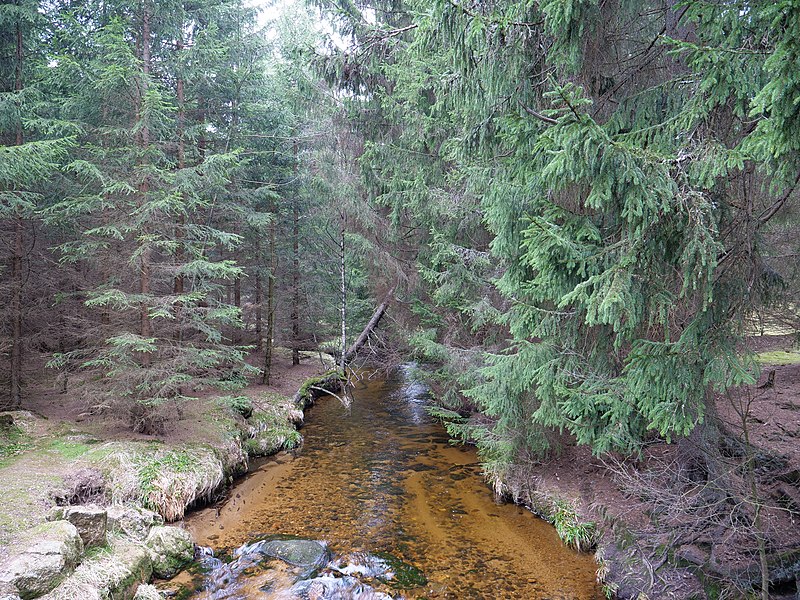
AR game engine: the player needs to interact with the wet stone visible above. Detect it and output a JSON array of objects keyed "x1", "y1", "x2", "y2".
[
  {"x1": 241, "y1": 539, "x2": 330, "y2": 570},
  {"x1": 289, "y1": 575, "x2": 393, "y2": 599}
]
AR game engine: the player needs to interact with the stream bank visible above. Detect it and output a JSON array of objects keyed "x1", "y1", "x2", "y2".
[
  {"x1": 0, "y1": 352, "x2": 332, "y2": 599},
  {"x1": 172, "y1": 365, "x2": 601, "y2": 599}
]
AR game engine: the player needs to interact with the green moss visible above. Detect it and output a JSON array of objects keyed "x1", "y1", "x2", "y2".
[
  {"x1": 0, "y1": 424, "x2": 32, "y2": 466},
  {"x1": 297, "y1": 370, "x2": 345, "y2": 406},
  {"x1": 755, "y1": 350, "x2": 800, "y2": 365},
  {"x1": 48, "y1": 438, "x2": 93, "y2": 459},
  {"x1": 374, "y1": 552, "x2": 427, "y2": 589},
  {"x1": 215, "y1": 395, "x2": 253, "y2": 418},
  {"x1": 245, "y1": 427, "x2": 302, "y2": 456}
]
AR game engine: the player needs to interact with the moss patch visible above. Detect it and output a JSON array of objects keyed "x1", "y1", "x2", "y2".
[
  {"x1": 0, "y1": 424, "x2": 32, "y2": 467},
  {"x1": 374, "y1": 552, "x2": 427, "y2": 589},
  {"x1": 296, "y1": 370, "x2": 345, "y2": 406},
  {"x1": 756, "y1": 350, "x2": 800, "y2": 366}
]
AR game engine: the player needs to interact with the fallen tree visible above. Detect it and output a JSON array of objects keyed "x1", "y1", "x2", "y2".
[{"x1": 342, "y1": 287, "x2": 395, "y2": 367}]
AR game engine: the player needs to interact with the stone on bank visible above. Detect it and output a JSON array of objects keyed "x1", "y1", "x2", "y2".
[
  {"x1": 47, "y1": 505, "x2": 107, "y2": 549},
  {"x1": 144, "y1": 527, "x2": 193, "y2": 579},
  {"x1": 0, "y1": 521, "x2": 83, "y2": 600}
]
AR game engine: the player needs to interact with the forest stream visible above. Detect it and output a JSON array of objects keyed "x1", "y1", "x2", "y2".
[{"x1": 170, "y1": 366, "x2": 600, "y2": 599}]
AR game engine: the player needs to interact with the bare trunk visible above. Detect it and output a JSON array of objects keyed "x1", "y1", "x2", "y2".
[
  {"x1": 262, "y1": 220, "x2": 277, "y2": 384},
  {"x1": 173, "y1": 34, "x2": 185, "y2": 341},
  {"x1": 291, "y1": 142, "x2": 300, "y2": 366},
  {"x1": 10, "y1": 219, "x2": 23, "y2": 407},
  {"x1": 9, "y1": 16, "x2": 24, "y2": 406},
  {"x1": 254, "y1": 266, "x2": 262, "y2": 351},
  {"x1": 339, "y1": 220, "x2": 346, "y2": 372},
  {"x1": 139, "y1": 0, "x2": 152, "y2": 366},
  {"x1": 343, "y1": 287, "x2": 395, "y2": 365}
]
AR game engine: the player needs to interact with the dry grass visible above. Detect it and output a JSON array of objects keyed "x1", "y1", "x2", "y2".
[
  {"x1": 108, "y1": 447, "x2": 225, "y2": 522},
  {"x1": 42, "y1": 537, "x2": 151, "y2": 600}
]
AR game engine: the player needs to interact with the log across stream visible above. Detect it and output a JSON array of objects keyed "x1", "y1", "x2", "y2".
[{"x1": 174, "y1": 365, "x2": 601, "y2": 598}]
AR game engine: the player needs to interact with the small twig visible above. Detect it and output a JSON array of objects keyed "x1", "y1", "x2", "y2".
[
  {"x1": 309, "y1": 385, "x2": 351, "y2": 409},
  {"x1": 517, "y1": 100, "x2": 558, "y2": 125}
]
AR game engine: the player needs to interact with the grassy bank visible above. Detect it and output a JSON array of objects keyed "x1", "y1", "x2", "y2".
[{"x1": 0, "y1": 389, "x2": 315, "y2": 559}]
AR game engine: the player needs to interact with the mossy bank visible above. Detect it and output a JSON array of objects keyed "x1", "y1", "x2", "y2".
[{"x1": 0, "y1": 367, "x2": 343, "y2": 600}]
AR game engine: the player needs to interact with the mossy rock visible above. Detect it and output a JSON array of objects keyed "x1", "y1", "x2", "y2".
[
  {"x1": 295, "y1": 371, "x2": 345, "y2": 407},
  {"x1": 0, "y1": 521, "x2": 84, "y2": 599},
  {"x1": 145, "y1": 527, "x2": 194, "y2": 579},
  {"x1": 373, "y1": 552, "x2": 427, "y2": 589},
  {"x1": 106, "y1": 506, "x2": 163, "y2": 541},
  {"x1": 47, "y1": 505, "x2": 107, "y2": 549},
  {"x1": 41, "y1": 539, "x2": 153, "y2": 600}
]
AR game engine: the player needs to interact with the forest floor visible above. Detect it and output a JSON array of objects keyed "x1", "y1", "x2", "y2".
[
  {"x1": 528, "y1": 334, "x2": 800, "y2": 599},
  {"x1": 0, "y1": 348, "x2": 329, "y2": 566}
]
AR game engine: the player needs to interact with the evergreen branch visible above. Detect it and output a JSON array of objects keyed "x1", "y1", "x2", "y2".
[
  {"x1": 517, "y1": 100, "x2": 558, "y2": 125},
  {"x1": 756, "y1": 170, "x2": 800, "y2": 227}
]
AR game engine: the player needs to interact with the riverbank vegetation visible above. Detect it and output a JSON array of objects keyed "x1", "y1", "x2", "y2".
[{"x1": 2, "y1": 0, "x2": 800, "y2": 598}]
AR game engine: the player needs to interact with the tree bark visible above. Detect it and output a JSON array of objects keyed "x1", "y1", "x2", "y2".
[
  {"x1": 291, "y1": 141, "x2": 300, "y2": 366},
  {"x1": 138, "y1": 0, "x2": 152, "y2": 366},
  {"x1": 9, "y1": 13, "x2": 24, "y2": 407},
  {"x1": 262, "y1": 217, "x2": 277, "y2": 384},
  {"x1": 173, "y1": 33, "x2": 185, "y2": 341},
  {"x1": 10, "y1": 218, "x2": 23, "y2": 407},
  {"x1": 254, "y1": 242, "x2": 262, "y2": 352},
  {"x1": 342, "y1": 287, "x2": 395, "y2": 365},
  {"x1": 339, "y1": 217, "x2": 346, "y2": 372}
]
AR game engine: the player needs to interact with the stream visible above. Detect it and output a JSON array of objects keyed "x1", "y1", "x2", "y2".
[{"x1": 172, "y1": 365, "x2": 600, "y2": 599}]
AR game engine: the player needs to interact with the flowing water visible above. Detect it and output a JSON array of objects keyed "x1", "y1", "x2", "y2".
[{"x1": 178, "y1": 366, "x2": 600, "y2": 599}]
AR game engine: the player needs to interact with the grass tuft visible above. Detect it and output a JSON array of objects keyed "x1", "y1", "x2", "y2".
[{"x1": 109, "y1": 446, "x2": 224, "y2": 521}]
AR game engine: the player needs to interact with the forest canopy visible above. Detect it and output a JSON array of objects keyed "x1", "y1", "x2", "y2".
[{"x1": 1, "y1": 0, "x2": 799, "y2": 461}]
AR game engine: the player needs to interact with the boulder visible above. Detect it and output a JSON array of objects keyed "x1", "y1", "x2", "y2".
[
  {"x1": 40, "y1": 540, "x2": 152, "y2": 600},
  {"x1": 47, "y1": 505, "x2": 107, "y2": 549},
  {"x1": 0, "y1": 581, "x2": 21, "y2": 600},
  {"x1": 242, "y1": 538, "x2": 330, "y2": 571},
  {"x1": 0, "y1": 521, "x2": 83, "y2": 599},
  {"x1": 132, "y1": 584, "x2": 163, "y2": 600},
  {"x1": 107, "y1": 506, "x2": 163, "y2": 541},
  {"x1": 290, "y1": 575, "x2": 393, "y2": 599},
  {"x1": 144, "y1": 527, "x2": 193, "y2": 579}
]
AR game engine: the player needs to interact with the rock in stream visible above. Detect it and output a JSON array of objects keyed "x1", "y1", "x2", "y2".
[{"x1": 182, "y1": 538, "x2": 426, "y2": 599}]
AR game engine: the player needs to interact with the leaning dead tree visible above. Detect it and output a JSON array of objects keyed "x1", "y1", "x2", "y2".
[{"x1": 342, "y1": 286, "x2": 395, "y2": 367}]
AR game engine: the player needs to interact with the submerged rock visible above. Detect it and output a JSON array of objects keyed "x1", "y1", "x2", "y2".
[
  {"x1": 145, "y1": 526, "x2": 193, "y2": 578},
  {"x1": 47, "y1": 504, "x2": 107, "y2": 549},
  {"x1": 287, "y1": 575, "x2": 393, "y2": 599},
  {"x1": 240, "y1": 539, "x2": 330, "y2": 571},
  {"x1": 0, "y1": 521, "x2": 83, "y2": 599},
  {"x1": 107, "y1": 505, "x2": 164, "y2": 541}
]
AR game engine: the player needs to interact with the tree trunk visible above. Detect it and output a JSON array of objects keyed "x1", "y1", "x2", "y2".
[
  {"x1": 255, "y1": 260, "x2": 262, "y2": 351},
  {"x1": 342, "y1": 287, "x2": 395, "y2": 365},
  {"x1": 173, "y1": 33, "x2": 185, "y2": 341},
  {"x1": 138, "y1": 0, "x2": 152, "y2": 366},
  {"x1": 9, "y1": 14, "x2": 24, "y2": 407},
  {"x1": 291, "y1": 141, "x2": 300, "y2": 366},
  {"x1": 233, "y1": 275, "x2": 241, "y2": 343},
  {"x1": 262, "y1": 218, "x2": 277, "y2": 384},
  {"x1": 10, "y1": 219, "x2": 23, "y2": 408},
  {"x1": 339, "y1": 218, "x2": 346, "y2": 372}
]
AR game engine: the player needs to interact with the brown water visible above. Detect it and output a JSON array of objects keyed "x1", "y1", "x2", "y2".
[{"x1": 183, "y1": 366, "x2": 600, "y2": 599}]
